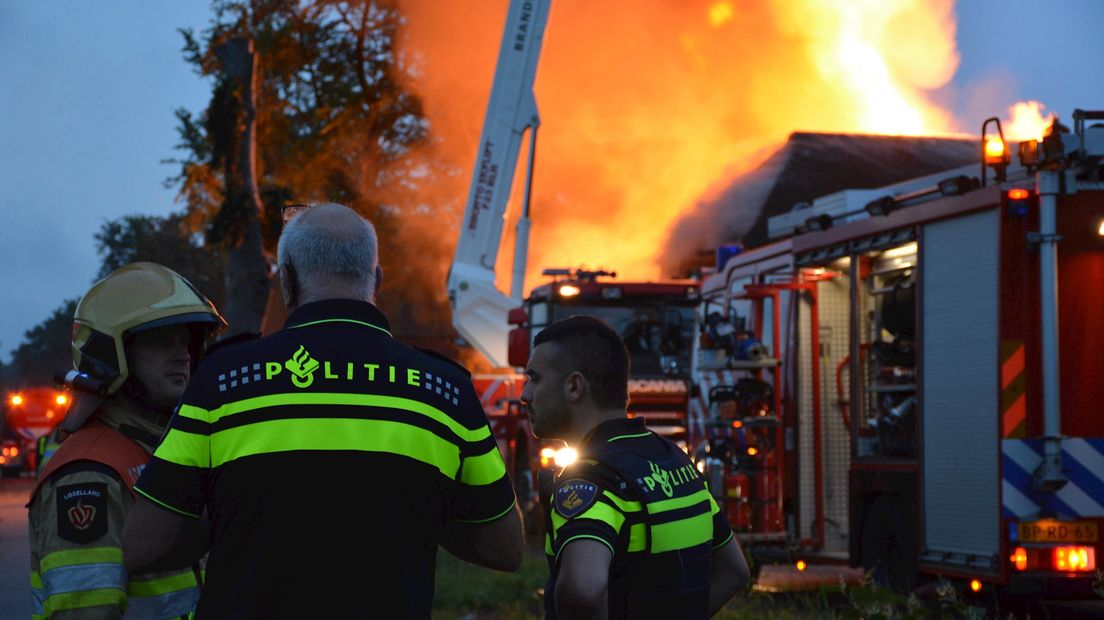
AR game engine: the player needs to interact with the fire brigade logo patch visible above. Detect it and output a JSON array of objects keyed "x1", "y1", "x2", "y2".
[
  {"x1": 554, "y1": 479, "x2": 599, "y2": 519},
  {"x1": 57, "y1": 483, "x2": 107, "y2": 543}
]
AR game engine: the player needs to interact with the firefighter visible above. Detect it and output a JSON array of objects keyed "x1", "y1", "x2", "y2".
[
  {"x1": 523, "y1": 315, "x2": 751, "y2": 619},
  {"x1": 34, "y1": 427, "x2": 61, "y2": 475},
  {"x1": 122, "y1": 203, "x2": 524, "y2": 618},
  {"x1": 27, "y1": 262, "x2": 226, "y2": 619}
]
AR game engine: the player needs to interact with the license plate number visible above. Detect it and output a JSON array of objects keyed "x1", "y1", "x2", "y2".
[{"x1": 1018, "y1": 520, "x2": 1099, "y2": 543}]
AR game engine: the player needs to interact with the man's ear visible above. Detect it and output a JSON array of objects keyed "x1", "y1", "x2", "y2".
[
  {"x1": 280, "y1": 263, "x2": 298, "y2": 310},
  {"x1": 565, "y1": 371, "x2": 586, "y2": 403},
  {"x1": 373, "y1": 264, "x2": 384, "y2": 297}
]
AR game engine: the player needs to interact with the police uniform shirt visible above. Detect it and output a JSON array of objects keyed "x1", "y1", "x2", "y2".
[
  {"x1": 544, "y1": 417, "x2": 733, "y2": 618},
  {"x1": 134, "y1": 299, "x2": 517, "y2": 618}
]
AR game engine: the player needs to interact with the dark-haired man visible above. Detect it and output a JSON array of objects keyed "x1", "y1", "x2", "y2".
[{"x1": 522, "y1": 314, "x2": 750, "y2": 619}]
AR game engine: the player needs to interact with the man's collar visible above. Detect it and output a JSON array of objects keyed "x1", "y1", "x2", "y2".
[
  {"x1": 284, "y1": 299, "x2": 392, "y2": 336},
  {"x1": 578, "y1": 416, "x2": 647, "y2": 453}
]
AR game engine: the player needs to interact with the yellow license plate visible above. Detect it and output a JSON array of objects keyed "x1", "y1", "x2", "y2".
[{"x1": 1018, "y1": 520, "x2": 1099, "y2": 543}]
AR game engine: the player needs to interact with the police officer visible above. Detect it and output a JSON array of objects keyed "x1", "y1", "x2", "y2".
[
  {"x1": 27, "y1": 262, "x2": 226, "y2": 619},
  {"x1": 522, "y1": 315, "x2": 751, "y2": 619},
  {"x1": 122, "y1": 202, "x2": 524, "y2": 618}
]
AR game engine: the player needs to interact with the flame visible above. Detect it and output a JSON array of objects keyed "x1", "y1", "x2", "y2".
[
  {"x1": 398, "y1": 0, "x2": 966, "y2": 290},
  {"x1": 708, "y1": 1, "x2": 735, "y2": 26},
  {"x1": 1005, "y1": 100, "x2": 1054, "y2": 142}
]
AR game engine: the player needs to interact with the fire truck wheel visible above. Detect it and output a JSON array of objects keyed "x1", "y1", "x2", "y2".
[{"x1": 860, "y1": 494, "x2": 917, "y2": 594}]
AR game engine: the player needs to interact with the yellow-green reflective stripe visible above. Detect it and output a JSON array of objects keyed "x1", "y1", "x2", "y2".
[
  {"x1": 554, "y1": 534, "x2": 615, "y2": 562},
  {"x1": 44, "y1": 588, "x2": 126, "y2": 615},
  {"x1": 607, "y1": 431, "x2": 651, "y2": 442},
  {"x1": 651, "y1": 511, "x2": 713, "y2": 553},
  {"x1": 41, "y1": 547, "x2": 121, "y2": 572},
  {"x1": 290, "y1": 317, "x2": 392, "y2": 336},
  {"x1": 646, "y1": 488, "x2": 713, "y2": 514},
  {"x1": 460, "y1": 447, "x2": 507, "y2": 486},
  {"x1": 549, "y1": 499, "x2": 626, "y2": 540},
  {"x1": 134, "y1": 487, "x2": 203, "y2": 519},
  {"x1": 454, "y1": 501, "x2": 518, "y2": 525},
  {"x1": 213, "y1": 394, "x2": 489, "y2": 443},
  {"x1": 627, "y1": 523, "x2": 647, "y2": 551},
  {"x1": 163, "y1": 392, "x2": 494, "y2": 467},
  {"x1": 31, "y1": 570, "x2": 41, "y2": 588},
  {"x1": 212, "y1": 418, "x2": 462, "y2": 475},
  {"x1": 602, "y1": 490, "x2": 641, "y2": 513},
  {"x1": 128, "y1": 570, "x2": 198, "y2": 596},
  {"x1": 155, "y1": 428, "x2": 208, "y2": 468}
]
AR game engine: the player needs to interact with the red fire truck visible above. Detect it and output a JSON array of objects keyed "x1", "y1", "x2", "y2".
[
  {"x1": 692, "y1": 109, "x2": 1104, "y2": 609},
  {"x1": 2, "y1": 387, "x2": 68, "y2": 477}
]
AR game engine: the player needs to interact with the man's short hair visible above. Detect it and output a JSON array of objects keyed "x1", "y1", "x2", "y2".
[
  {"x1": 534, "y1": 315, "x2": 630, "y2": 411},
  {"x1": 276, "y1": 202, "x2": 378, "y2": 295}
]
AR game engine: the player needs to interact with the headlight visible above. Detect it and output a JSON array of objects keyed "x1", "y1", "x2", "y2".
[{"x1": 540, "y1": 446, "x2": 578, "y2": 469}]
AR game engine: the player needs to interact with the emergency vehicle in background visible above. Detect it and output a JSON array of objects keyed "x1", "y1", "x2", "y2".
[
  {"x1": 692, "y1": 109, "x2": 1104, "y2": 604},
  {"x1": 447, "y1": 0, "x2": 701, "y2": 513},
  {"x1": 1, "y1": 387, "x2": 68, "y2": 477}
]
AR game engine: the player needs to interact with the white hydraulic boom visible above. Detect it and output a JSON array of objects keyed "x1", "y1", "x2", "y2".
[{"x1": 447, "y1": 0, "x2": 551, "y2": 368}]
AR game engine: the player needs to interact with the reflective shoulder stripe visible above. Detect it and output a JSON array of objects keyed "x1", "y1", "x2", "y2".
[
  {"x1": 209, "y1": 418, "x2": 463, "y2": 476},
  {"x1": 31, "y1": 570, "x2": 43, "y2": 619},
  {"x1": 41, "y1": 546, "x2": 123, "y2": 572},
  {"x1": 41, "y1": 561, "x2": 126, "y2": 593},
  {"x1": 650, "y1": 510, "x2": 714, "y2": 553},
  {"x1": 43, "y1": 587, "x2": 127, "y2": 617},
  {"x1": 553, "y1": 533, "x2": 615, "y2": 564},
  {"x1": 550, "y1": 498, "x2": 627, "y2": 535},
  {"x1": 197, "y1": 392, "x2": 491, "y2": 442},
  {"x1": 127, "y1": 570, "x2": 200, "y2": 619},
  {"x1": 647, "y1": 487, "x2": 714, "y2": 514},
  {"x1": 459, "y1": 445, "x2": 507, "y2": 486}
]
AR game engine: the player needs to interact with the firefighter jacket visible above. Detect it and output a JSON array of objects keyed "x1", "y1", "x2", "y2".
[
  {"x1": 543, "y1": 417, "x2": 734, "y2": 619},
  {"x1": 27, "y1": 397, "x2": 201, "y2": 620}
]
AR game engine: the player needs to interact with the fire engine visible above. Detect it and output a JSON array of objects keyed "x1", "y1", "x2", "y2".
[
  {"x1": 447, "y1": 0, "x2": 701, "y2": 517},
  {"x1": 2, "y1": 387, "x2": 68, "y2": 476},
  {"x1": 692, "y1": 109, "x2": 1104, "y2": 606}
]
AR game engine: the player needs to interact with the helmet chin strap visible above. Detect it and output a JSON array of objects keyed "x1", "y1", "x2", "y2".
[
  {"x1": 56, "y1": 393, "x2": 106, "y2": 441},
  {"x1": 119, "y1": 379, "x2": 177, "y2": 421}
]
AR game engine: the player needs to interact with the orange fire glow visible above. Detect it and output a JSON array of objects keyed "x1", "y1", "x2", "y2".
[
  {"x1": 1005, "y1": 100, "x2": 1055, "y2": 143},
  {"x1": 398, "y1": 1, "x2": 1034, "y2": 290}
]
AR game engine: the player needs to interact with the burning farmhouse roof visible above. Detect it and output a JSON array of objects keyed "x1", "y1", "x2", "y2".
[{"x1": 661, "y1": 132, "x2": 978, "y2": 276}]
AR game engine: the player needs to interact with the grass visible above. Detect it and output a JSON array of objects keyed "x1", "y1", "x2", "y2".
[
  {"x1": 433, "y1": 543, "x2": 1104, "y2": 619},
  {"x1": 432, "y1": 543, "x2": 548, "y2": 619},
  {"x1": 432, "y1": 542, "x2": 823, "y2": 619}
]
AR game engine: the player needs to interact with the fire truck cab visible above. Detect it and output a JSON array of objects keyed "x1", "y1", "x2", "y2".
[{"x1": 507, "y1": 268, "x2": 701, "y2": 447}]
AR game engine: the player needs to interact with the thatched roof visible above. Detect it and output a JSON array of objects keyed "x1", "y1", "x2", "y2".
[{"x1": 661, "y1": 132, "x2": 978, "y2": 276}]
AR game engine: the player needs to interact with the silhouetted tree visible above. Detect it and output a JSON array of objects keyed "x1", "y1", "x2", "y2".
[
  {"x1": 169, "y1": 0, "x2": 447, "y2": 346},
  {"x1": 3, "y1": 214, "x2": 225, "y2": 388},
  {"x1": 4, "y1": 301, "x2": 77, "y2": 388}
]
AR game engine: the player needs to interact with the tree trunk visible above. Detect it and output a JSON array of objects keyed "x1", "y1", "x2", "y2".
[{"x1": 214, "y1": 37, "x2": 272, "y2": 338}]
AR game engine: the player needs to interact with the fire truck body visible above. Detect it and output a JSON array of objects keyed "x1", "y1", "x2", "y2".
[
  {"x1": 3, "y1": 387, "x2": 68, "y2": 476},
  {"x1": 694, "y1": 110, "x2": 1104, "y2": 599}
]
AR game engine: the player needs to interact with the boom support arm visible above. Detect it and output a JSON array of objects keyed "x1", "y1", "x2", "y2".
[{"x1": 448, "y1": 0, "x2": 551, "y2": 368}]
